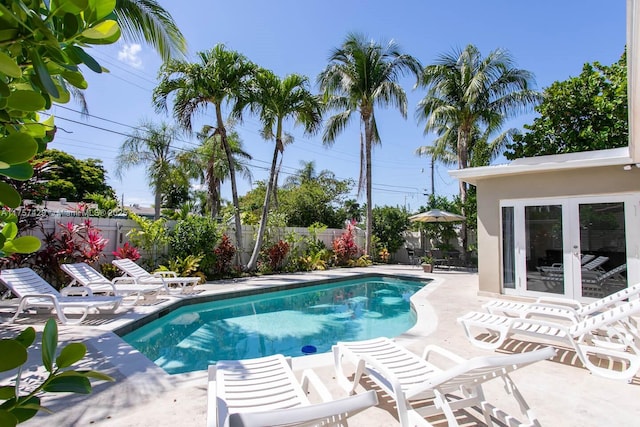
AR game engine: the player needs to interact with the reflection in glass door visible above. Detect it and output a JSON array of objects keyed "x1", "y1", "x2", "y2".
[
  {"x1": 525, "y1": 205, "x2": 564, "y2": 294},
  {"x1": 578, "y1": 203, "x2": 627, "y2": 298}
]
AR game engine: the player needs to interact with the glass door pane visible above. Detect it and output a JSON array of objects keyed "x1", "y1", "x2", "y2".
[
  {"x1": 502, "y1": 206, "x2": 516, "y2": 289},
  {"x1": 578, "y1": 202, "x2": 627, "y2": 298},
  {"x1": 525, "y1": 205, "x2": 564, "y2": 294}
]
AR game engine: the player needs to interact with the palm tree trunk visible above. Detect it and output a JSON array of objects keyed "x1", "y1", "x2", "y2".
[
  {"x1": 216, "y1": 105, "x2": 245, "y2": 267},
  {"x1": 246, "y1": 139, "x2": 280, "y2": 271},
  {"x1": 364, "y1": 117, "x2": 373, "y2": 256},
  {"x1": 458, "y1": 129, "x2": 469, "y2": 263},
  {"x1": 153, "y1": 181, "x2": 162, "y2": 220}
]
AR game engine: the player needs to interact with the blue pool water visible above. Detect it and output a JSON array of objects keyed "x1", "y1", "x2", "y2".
[{"x1": 122, "y1": 276, "x2": 428, "y2": 374}]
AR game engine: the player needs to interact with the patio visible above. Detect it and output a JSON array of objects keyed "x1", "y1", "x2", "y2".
[{"x1": 1, "y1": 265, "x2": 639, "y2": 426}]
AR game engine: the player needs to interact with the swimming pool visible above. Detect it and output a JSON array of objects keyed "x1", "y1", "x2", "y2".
[{"x1": 122, "y1": 276, "x2": 428, "y2": 374}]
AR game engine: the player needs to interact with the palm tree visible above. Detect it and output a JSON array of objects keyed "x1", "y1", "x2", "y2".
[
  {"x1": 116, "y1": 121, "x2": 180, "y2": 219},
  {"x1": 318, "y1": 33, "x2": 422, "y2": 256},
  {"x1": 153, "y1": 45, "x2": 256, "y2": 265},
  {"x1": 114, "y1": 0, "x2": 187, "y2": 60},
  {"x1": 242, "y1": 70, "x2": 322, "y2": 271},
  {"x1": 416, "y1": 44, "x2": 540, "y2": 258},
  {"x1": 284, "y1": 160, "x2": 333, "y2": 188},
  {"x1": 177, "y1": 126, "x2": 252, "y2": 217}
]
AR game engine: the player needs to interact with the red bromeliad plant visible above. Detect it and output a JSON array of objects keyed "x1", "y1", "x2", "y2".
[
  {"x1": 112, "y1": 242, "x2": 141, "y2": 261},
  {"x1": 332, "y1": 222, "x2": 361, "y2": 266},
  {"x1": 213, "y1": 234, "x2": 236, "y2": 277}
]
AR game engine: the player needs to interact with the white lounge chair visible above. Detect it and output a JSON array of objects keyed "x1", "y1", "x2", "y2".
[
  {"x1": 333, "y1": 337, "x2": 554, "y2": 427},
  {"x1": 0, "y1": 267, "x2": 123, "y2": 325},
  {"x1": 112, "y1": 258, "x2": 200, "y2": 294},
  {"x1": 208, "y1": 354, "x2": 378, "y2": 427},
  {"x1": 458, "y1": 299, "x2": 640, "y2": 381},
  {"x1": 61, "y1": 262, "x2": 164, "y2": 305},
  {"x1": 483, "y1": 281, "x2": 640, "y2": 321}
]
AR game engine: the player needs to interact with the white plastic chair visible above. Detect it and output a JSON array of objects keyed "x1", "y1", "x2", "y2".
[
  {"x1": 333, "y1": 337, "x2": 554, "y2": 427},
  {"x1": 0, "y1": 267, "x2": 122, "y2": 325},
  {"x1": 61, "y1": 262, "x2": 164, "y2": 305},
  {"x1": 112, "y1": 258, "x2": 200, "y2": 294},
  {"x1": 208, "y1": 354, "x2": 378, "y2": 427},
  {"x1": 458, "y1": 299, "x2": 640, "y2": 381}
]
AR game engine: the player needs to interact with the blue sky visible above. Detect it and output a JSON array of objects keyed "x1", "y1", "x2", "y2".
[{"x1": 49, "y1": 0, "x2": 627, "y2": 212}]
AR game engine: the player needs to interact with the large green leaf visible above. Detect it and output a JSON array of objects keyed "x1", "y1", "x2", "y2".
[
  {"x1": 51, "y1": 0, "x2": 89, "y2": 15},
  {"x1": 69, "y1": 46, "x2": 102, "y2": 73},
  {"x1": 0, "y1": 386, "x2": 15, "y2": 400},
  {"x1": 14, "y1": 326, "x2": 36, "y2": 348},
  {"x1": 0, "y1": 410, "x2": 17, "y2": 427},
  {"x1": 2, "y1": 236, "x2": 41, "y2": 254},
  {"x1": 6, "y1": 90, "x2": 46, "y2": 112},
  {"x1": 41, "y1": 319, "x2": 58, "y2": 373},
  {"x1": 86, "y1": 0, "x2": 116, "y2": 21},
  {"x1": 55, "y1": 342, "x2": 86, "y2": 368},
  {"x1": 1, "y1": 222, "x2": 17, "y2": 239},
  {"x1": 0, "y1": 133, "x2": 38, "y2": 164},
  {"x1": 61, "y1": 70, "x2": 88, "y2": 89},
  {"x1": 0, "y1": 163, "x2": 34, "y2": 180},
  {"x1": 43, "y1": 375, "x2": 91, "y2": 393},
  {"x1": 0, "y1": 51, "x2": 20, "y2": 78},
  {"x1": 62, "y1": 12, "x2": 80, "y2": 39},
  {"x1": 0, "y1": 340, "x2": 28, "y2": 372},
  {"x1": 0, "y1": 181, "x2": 21, "y2": 208},
  {"x1": 76, "y1": 370, "x2": 115, "y2": 382},
  {"x1": 80, "y1": 20, "x2": 120, "y2": 44},
  {"x1": 31, "y1": 51, "x2": 59, "y2": 99},
  {"x1": 7, "y1": 396, "x2": 42, "y2": 423}
]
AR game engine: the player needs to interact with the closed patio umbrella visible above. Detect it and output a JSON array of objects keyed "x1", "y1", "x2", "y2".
[{"x1": 409, "y1": 209, "x2": 466, "y2": 223}]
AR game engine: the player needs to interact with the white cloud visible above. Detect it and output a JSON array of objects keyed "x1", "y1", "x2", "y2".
[{"x1": 117, "y1": 43, "x2": 143, "y2": 69}]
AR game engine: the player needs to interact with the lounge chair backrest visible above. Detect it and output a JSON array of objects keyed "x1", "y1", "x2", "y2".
[
  {"x1": 581, "y1": 279, "x2": 638, "y2": 313},
  {"x1": 61, "y1": 263, "x2": 108, "y2": 286},
  {"x1": 580, "y1": 254, "x2": 596, "y2": 265},
  {"x1": 0, "y1": 268, "x2": 61, "y2": 298},
  {"x1": 113, "y1": 259, "x2": 152, "y2": 279},
  {"x1": 415, "y1": 347, "x2": 555, "y2": 396},
  {"x1": 571, "y1": 299, "x2": 640, "y2": 336},
  {"x1": 583, "y1": 256, "x2": 609, "y2": 271}
]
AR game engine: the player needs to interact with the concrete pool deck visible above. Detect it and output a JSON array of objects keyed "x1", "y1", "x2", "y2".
[{"x1": 1, "y1": 264, "x2": 640, "y2": 426}]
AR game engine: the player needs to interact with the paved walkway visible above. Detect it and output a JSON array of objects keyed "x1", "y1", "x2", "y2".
[{"x1": 1, "y1": 265, "x2": 640, "y2": 426}]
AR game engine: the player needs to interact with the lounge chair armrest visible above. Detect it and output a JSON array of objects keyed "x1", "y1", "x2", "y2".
[
  {"x1": 300, "y1": 368, "x2": 334, "y2": 402},
  {"x1": 422, "y1": 344, "x2": 468, "y2": 364},
  {"x1": 153, "y1": 271, "x2": 178, "y2": 278},
  {"x1": 534, "y1": 296, "x2": 581, "y2": 309},
  {"x1": 86, "y1": 281, "x2": 118, "y2": 293},
  {"x1": 61, "y1": 286, "x2": 94, "y2": 296},
  {"x1": 521, "y1": 304, "x2": 580, "y2": 321},
  {"x1": 21, "y1": 293, "x2": 56, "y2": 302}
]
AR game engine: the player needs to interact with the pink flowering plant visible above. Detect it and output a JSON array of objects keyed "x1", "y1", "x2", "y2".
[{"x1": 33, "y1": 220, "x2": 109, "y2": 288}]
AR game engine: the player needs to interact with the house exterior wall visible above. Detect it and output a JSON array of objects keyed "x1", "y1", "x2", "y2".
[{"x1": 475, "y1": 164, "x2": 640, "y2": 295}]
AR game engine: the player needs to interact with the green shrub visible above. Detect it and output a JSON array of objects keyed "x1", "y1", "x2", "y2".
[{"x1": 169, "y1": 216, "x2": 220, "y2": 274}]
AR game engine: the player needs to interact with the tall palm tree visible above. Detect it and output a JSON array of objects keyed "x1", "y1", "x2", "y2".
[
  {"x1": 242, "y1": 70, "x2": 322, "y2": 271},
  {"x1": 153, "y1": 45, "x2": 256, "y2": 264},
  {"x1": 116, "y1": 121, "x2": 180, "y2": 219},
  {"x1": 416, "y1": 44, "x2": 540, "y2": 257},
  {"x1": 114, "y1": 0, "x2": 187, "y2": 60},
  {"x1": 318, "y1": 33, "x2": 422, "y2": 256},
  {"x1": 177, "y1": 126, "x2": 252, "y2": 217}
]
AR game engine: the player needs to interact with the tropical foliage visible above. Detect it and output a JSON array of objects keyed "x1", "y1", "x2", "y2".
[
  {"x1": 506, "y1": 52, "x2": 628, "y2": 158},
  {"x1": 241, "y1": 70, "x2": 322, "y2": 271},
  {"x1": 319, "y1": 33, "x2": 422, "y2": 257},
  {"x1": 0, "y1": 319, "x2": 114, "y2": 426},
  {"x1": 416, "y1": 44, "x2": 540, "y2": 258},
  {"x1": 371, "y1": 205, "x2": 410, "y2": 256}
]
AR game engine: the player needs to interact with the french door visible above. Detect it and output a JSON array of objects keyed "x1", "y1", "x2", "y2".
[{"x1": 501, "y1": 194, "x2": 640, "y2": 300}]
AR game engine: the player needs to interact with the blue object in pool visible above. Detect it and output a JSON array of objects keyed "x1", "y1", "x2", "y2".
[
  {"x1": 122, "y1": 276, "x2": 428, "y2": 374},
  {"x1": 301, "y1": 345, "x2": 317, "y2": 354}
]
